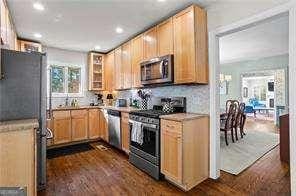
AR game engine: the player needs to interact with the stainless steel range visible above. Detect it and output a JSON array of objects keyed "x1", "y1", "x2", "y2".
[{"x1": 128, "y1": 97, "x2": 186, "y2": 180}]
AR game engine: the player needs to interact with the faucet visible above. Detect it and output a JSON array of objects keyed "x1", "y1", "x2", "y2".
[{"x1": 65, "y1": 95, "x2": 69, "y2": 106}]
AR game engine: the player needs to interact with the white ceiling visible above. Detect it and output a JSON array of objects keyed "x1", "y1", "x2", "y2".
[
  {"x1": 219, "y1": 15, "x2": 289, "y2": 64},
  {"x1": 7, "y1": 0, "x2": 214, "y2": 53},
  {"x1": 7, "y1": 0, "x2": 289, "y2": 58}
]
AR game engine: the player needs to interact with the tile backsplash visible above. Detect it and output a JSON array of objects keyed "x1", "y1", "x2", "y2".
[
  {"x1": 117, "y1": 85, "x2": 210, "y2": 114},
  {"x1": 48, "y1": 91, "x2": 97, "y2": 109}
]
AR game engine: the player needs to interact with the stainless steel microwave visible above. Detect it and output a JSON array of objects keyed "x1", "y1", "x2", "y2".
[{"x1": 140, "y1": 54, "x2": 173, "y2": 85}]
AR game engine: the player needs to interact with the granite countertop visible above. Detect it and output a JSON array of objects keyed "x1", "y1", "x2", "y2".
[
  {"x1": 160, "y1": 113, "x2": 209, "y2": 122},
  {"x1": 0, "y1": 119, "x2": 39, "y2": 133},
  {"x1": 101, "y1": 106, "x2": 140, "y2": 113},
  {"x1": 51, "y1": 105, "x2": 139, "y2": 113}
]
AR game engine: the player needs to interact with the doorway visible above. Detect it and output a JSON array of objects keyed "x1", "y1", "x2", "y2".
[
  {"x1": 208, "y1": 2, "x2": 296, "y2": 195},
  {"x1": 218, "y1": 14, "x2": 288, "y2": 176}
]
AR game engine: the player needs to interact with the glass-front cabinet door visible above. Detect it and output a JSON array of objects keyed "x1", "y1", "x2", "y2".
[{"x1": 88, "y1": 52, "x2": 104, "y2": 91}]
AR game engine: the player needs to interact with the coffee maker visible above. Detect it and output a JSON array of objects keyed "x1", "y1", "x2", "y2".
[{"x1": 96, "y1": 93, "x2": 104, "y2": 105}]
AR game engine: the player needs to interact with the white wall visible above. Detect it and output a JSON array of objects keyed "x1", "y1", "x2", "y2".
[
  {"x1": 44, "y1": 47, "x2": 96, "y2": 108},
  {"x1": 206, "y1": 0, "x2": 291, "y2": 31}
]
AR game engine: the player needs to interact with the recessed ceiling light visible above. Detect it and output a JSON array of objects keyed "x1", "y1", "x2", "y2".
[
  {"x1": 95, "y1": 45, "x2": 101, "y2": 50},
  {"x1": 33, "y1": 2, "x2": 44, "y2": 11},
  {"x1": 54, "y1": 14, "x2": 62, "y2": 22},
  {"x1": 34, "y1": 33, "x2": 42, "y2": 38},
  {"x1": 116, "y1": 27, "x2": 123, "y2": 34},
  {"x1": 157, "y1": 0, "x2": 166, "y2": 2}
]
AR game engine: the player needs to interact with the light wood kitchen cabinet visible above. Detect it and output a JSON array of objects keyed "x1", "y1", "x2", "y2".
[
  {"x1": 99, "y1": 109, "x2": 109, "y2": 142},
  {"x1": 114, "y1": 47, "x2": 124, "y2": 90},
  {"x1": 143, "y1": 26, "x2": 158, "y2": 60},
  {"x1": 122, "y1": 41, "x2": 132, "y2": 89},
  {"x1": 157, "y1": 17, "x2": 174, "y2": 56},
  {"x1": 161, "y1": 120, "x2": 182, "y2": 183},
  {"x1": 131, "y1": 34, "x2": 144, "y2": 88},
  {"x1": 105, "y1": 51, "x2": 115, "y2": 92},
  {"x1": 88, "y1": 52, "x2": 105, "y2": 91},
  {"x1": 71, "y1": 109, "x2": 88, "y2": 141},
  {"x1": 121, "y1": 112, "x2": 130, "y2": 154},
  {"x1": 88, "y1": 109, "x2": 100, "y2": 139},
  {"x1": 1, "y1": 0, "x2": 17, "y2": 50},
  {"x1": 18, "y1": 40, "x2": 42, "y2": 53},
  {"x1": 160, "y1": 116, "x2": 209, "y2": 191},
  {"x1": 0, "y1": 0, "x2": 7, "y2": 45},
  {"x1": 173, "y1": 5, "x2": 208, "y2": 84},
  {"x1": 53, "y1": 111, "x2": 72, "y2": 145},
  {"x1": 0, "y1": 120, "x2": 38, "y2": 196}
]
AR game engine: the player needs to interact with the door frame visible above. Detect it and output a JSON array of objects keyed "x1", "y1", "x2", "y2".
[{"x1": 208, "y1": 1, "x2": 296, "y2": 194}]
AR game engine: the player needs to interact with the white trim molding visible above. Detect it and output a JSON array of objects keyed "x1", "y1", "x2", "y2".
[
  {"x1": 289, "y1": 3, "x2": 296, "y2": 196},
  {"x1": 209, "y1": 31, "x2": 220, "y2": 179},
  {"x1": 208, "y1": 1, "x2": 296, "y2": 195}
]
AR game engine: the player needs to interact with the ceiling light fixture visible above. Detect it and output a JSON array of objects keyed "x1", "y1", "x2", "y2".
[
  {"x1": 95, "y1": 45, "x2": 101, "y2": 50},
  {"x1": 116, "y1": 27, "x2": 123, "y2": 34},
  {"x1": 33, "y1": 2, "x2": 44, "y2": 11},
  {"x1": 34, "y1": 33, "x2": 42, "y2": 38},
  {"x1": 157, "y1": 0, "x2": 166, "y2": 2}
]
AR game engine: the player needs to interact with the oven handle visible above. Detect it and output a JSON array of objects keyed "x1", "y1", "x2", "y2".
[
  {"x1": 129, "y1": 120, "x2": 158, "y2": 129},
  {"x1": 159, "y1": 60, "x2": 164, "y2": 78}
]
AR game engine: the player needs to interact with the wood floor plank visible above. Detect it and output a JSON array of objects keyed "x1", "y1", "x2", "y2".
[{"x1": 39, "y1": 140, "x2": 290, "y2": 196}]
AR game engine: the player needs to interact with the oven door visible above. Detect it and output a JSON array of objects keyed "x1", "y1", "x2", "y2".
[
  {"x1": 141, "y1": 55, "x2": 173, "y2": 85},
  {"x1": 129, "y1": 121, "x2": 159, "y2": 165}
]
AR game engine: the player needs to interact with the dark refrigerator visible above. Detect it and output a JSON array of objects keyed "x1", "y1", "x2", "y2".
[{"x1": 0, "y1": 49, "x2": 47, "y2": 190}]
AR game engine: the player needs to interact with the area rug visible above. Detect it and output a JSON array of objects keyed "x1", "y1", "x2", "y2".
[{"x1": 220, "y1": 131, "x2": 279, "y2": 175}]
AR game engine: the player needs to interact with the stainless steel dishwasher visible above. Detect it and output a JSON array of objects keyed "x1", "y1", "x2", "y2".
[{"x1": 108, "y1": 109, "x2": 121, "y2": 149}]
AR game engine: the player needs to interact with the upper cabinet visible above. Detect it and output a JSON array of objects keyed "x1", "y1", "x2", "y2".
[
  {"x1": 105, "y1": 51, "x2": 115, "y2": 92},
  {"x1": 173, "y1": 5, "x2": 208, "y2": 84},
  {"x1": 18, "y1": 40, "x2": 42, "y2": 53},
  {"x1": 143, "y1": 26, "x2": 158, "y2": 60},
  {"x1": 157, "y1": 18, "x2": 174, "y2": 57},
  {"x1": 114, "y1": 47, "x2": 124, "y2": 90},
  {"x1": 1, "y1": 0, "x2": 17, "y2": 50},
  {"x1": 88, "y1": 52, "x2": 105, "y2": 91},
  {"x1": 87, "y1": 4, "x2": 208, "y2": 91},
  {"x1": 121, "y1": 41, "x2": 132, "y2": 89},
  {"x1": 131, "y1": 34, "x2": 144, "y2": 88}
]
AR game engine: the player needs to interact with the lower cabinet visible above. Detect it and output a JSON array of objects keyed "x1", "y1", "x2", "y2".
[
  {"x1": 0, "y1": 124, "x2": 37, "y2": 196},
  {"x1": 121, "y1": 112, "x2": 130, "y2": 153},
  {"x1": 99, "y1": 109, "x2": 109, "y2": 142},
  {"x1": 50, "y1": 109, "x2": 132, "y2": 151},
  {"x1": 71, "y1": 110, "x2": 88, "y2": 141},
  {"x1": 160, "y1": 117, "x2": 209, "y2": 191},
  {"x1": 52, "y1": 109, "x2": 89, "y2": 146},
  {"x1": 161, "y1": 120, "x2": 182, "y2": 184},
  {"x1": 88, "y1": 109, "x2": 100, "y2": 139},
  {"x1": 52, "y1": 110, "x2": 72, "y2": 145}
]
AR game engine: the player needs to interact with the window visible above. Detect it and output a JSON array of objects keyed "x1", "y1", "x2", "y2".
[
  {"x1": 50, "y1": 65, "x2": 82, "y2": 97},
  {"x1": 51, "y1": 66, "x2": 65, "y2": 93},
  {"x1": 68, "y1": 67, "x2": 81, "y2": 93}
]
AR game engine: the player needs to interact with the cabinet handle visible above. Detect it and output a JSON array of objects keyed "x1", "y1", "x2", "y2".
[{"x1": 165, "y1": 125, "x2": 175, "y2": 129}]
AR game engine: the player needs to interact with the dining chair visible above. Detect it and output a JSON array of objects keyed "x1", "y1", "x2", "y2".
[
  {"x1": 222, "y1": 100, "x2": 239, "y2": 121},
  {"x1": 233, "y1": 102, "x2": 246, "y2": 140},
  {"x1": 220, "y1": 102, "x2": 237, "y2": 145}
]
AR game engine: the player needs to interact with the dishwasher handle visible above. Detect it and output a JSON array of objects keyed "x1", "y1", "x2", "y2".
[{"x1": 107, "y1": 109, "x2": 121, "y2": 117}]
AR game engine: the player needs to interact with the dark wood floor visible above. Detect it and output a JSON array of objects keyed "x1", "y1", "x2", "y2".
[{"x1": 38, "y1": 140, "x2": 290, "y2": 196}]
